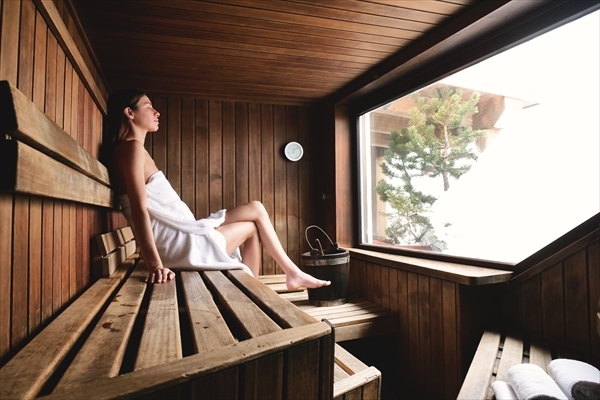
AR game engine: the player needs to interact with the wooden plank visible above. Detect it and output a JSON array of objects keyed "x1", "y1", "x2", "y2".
[
  {"x1": 11, "y1": 195, "x2": 28, "y2": 348},
  {"x1": 202, "y1": 271, "x2": 281, "y2": 339},
  {"x1": 529, "y1": 340, "x2": 552, "y2": 374},
  {"x1": 134, "y1": 278, "x2": 182, "y2": 371},
  {"x1": 334, "y1": 318, "x2": 399, "y2": 342},
  {"x1": 190, "y1": 367, "x2": 239, "y2": 400},
  {"x1": 0, "y1": 80, "x2": 109, "y2": 185},
  {"x1": 0, "y1": 277, "x2": 123, "y2": 400},
  {"x1": 96, "y1": 230, "x2": 124, "y2": 256},
  {"x1": 222, "y1": 101, "x2": 235, "y2": 210},
  {"x1": 0, "y1": 139, "x2": 114, "y2": 207},
  {"x1": 456, "y1": 331, "x2": 501, "y2": 400},
  {"x1": 0, "y1": 193, "x2": 12, "y2": 360},
  {"x1": 564, "y1": 250, "x2": 588, "y2": 350},
  {"x1": 180, "y1": 271, "x2": 236, "y2": 354},
  {"x1": 227, "y1": 270, "x2": 317, "y2": 328},
  {"x1": 42, "y1": 323, "x2": 332, "y2": 400},
  {"x1": 241, "y1": 353, "x2": 283, "y2": 399},
  {"x1": 260, "y1": 104, "x2": 275, "y2": 274},
  {"x1": 496, "y1": 334, "x2": 524, "y2": 383},
  {"x1": 285, "y1": 340, "x2": 320, "y2": 400},
  {"x1": 56, "y1": 263, "x2": 147, "y2": 389},
  {"x1": 120, "y1": 226, "x2": 134, "y2": 242},
  {"x1": 0, "y1": 0, "x2": 20, "y2": 85},
  {"x1": 209, "y1": 100, "x2": 223, "y2": 212},
  {"x1": 101, "y1": 250, "x2": 137, "y2": 279},
  {"x1": 333, "y1": 367, "x2": 381, "y2": 399},
  {"x1": 334, "y1": 343, "x2": 368, "y2": 374}
]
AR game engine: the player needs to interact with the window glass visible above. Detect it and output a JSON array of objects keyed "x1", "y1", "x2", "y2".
[{"x1": 358, "y1": 11, "x2": 599, "y2": 264}]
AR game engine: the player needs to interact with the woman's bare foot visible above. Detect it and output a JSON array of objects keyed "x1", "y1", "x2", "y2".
[{"x1": 286, "y1": 271, "x2": 331, "y2": 290}]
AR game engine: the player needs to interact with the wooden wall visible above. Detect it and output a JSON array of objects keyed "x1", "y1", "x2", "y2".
[
  {"x1": 143, "y1": 97, "x2": 317, "y2": 275},
  {"x1": 346, "y1": 258, "x2": 501, "y2": 399},
  {"x1": 0, "y1": 0, "x2": 126, "y2": 363},
  {"x1": 502, "y1": 229, "x2": 600, "y2": 367}
]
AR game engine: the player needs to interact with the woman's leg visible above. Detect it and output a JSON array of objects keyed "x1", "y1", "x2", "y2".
[{"x1": 216, "y1": 201, "x2": 330, "y2": 290}]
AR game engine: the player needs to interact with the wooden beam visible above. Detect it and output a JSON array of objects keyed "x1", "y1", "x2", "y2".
[{"x1": 0, "y1": 140, "x2": 114, "y2": 208}]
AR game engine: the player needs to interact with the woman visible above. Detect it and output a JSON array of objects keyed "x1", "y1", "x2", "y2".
[{"x1": 105, "y1": 89, "x2": 330, "y2": 289}]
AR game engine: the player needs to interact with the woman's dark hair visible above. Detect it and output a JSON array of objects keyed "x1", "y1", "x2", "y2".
[{"x1": 100, "y1": 89, "x2": 146, "y2": 167}]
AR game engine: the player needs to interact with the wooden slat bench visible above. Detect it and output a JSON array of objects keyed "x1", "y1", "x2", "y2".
[
  {"x1": 260, "y1": 274, "x2": 400, "y2": 342},
  {"x1": 457, "y1": 331, "x2": 554, "y2": 400}
]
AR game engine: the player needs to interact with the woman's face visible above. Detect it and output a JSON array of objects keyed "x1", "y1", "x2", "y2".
[{"x1": 128, "y1": 95, "x2": 160, "y2": 133}]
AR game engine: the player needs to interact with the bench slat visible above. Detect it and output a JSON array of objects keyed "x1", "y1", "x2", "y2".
[
  {"x1": 96, "y1": 230, "x2": 125, "y2": 256},
  {"x1": 0, "y1": 275, "x2": 125, "y2": 399},
  {"x1": 134, "y1": 277, "x2": 182, "y2": 370},
  {"x1": 56, "y1": 263, "x2": 147, "y2": 389},
  {"x1": 457, "y1": 331, "x2": 501, "y2": 400},
  {"x1": 180, "y1": 271, "x2": 237, "y2": 353},
  {"x1": 227, "y1": 270, "x2": 318, "y2": 328},
  {"x1": 496, "y1": 334, "x2": 524, "y2": 383},
  {"x1": 202, "y1": 271, "x2": 282, "y2": 339},
  {"x1": 529, "y1": 340, "x2": 552, "y2": 373},
  {"x1": 333, "y1": 366, "x2": 381, "y2": 399}
]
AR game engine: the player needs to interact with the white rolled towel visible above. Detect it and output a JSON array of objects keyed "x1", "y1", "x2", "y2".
[
  {"x1": 548, "y1": 359, "x2": 600, "y2": 400},
  {"x1": 492, "y1": 380, "x2": 519, "y2": 400},
  {"x1": 508, "y1": 363, "x2": 568, "y2": 400}
]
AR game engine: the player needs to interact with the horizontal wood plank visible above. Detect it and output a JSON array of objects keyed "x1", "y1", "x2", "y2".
[{"x1": 0, "y1": 140, "x2": 114, "y2": 208}]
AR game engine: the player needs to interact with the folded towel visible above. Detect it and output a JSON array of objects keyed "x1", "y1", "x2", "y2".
[
  {"x1": 508, "y1": 363, "x2": 567, "y2": 400},
  {"x1": 548, "y1": 359, "x2": 600, "y2": 400},
  {"x1": 571, "y1": 381, "x2": 600, "y2": 400},
  {"x1": 492, "y1": 380, "x2": 519, "y2": 400}
]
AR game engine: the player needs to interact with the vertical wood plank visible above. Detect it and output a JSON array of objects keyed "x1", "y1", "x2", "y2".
[
  {"x1": 222, "y1": 101, "x2": 235, "y2": 210},
  {"x1": 442, "y1": 280, "x2": 459, "y2": 398},
  {"x1": 17, "y1": 0, "x2": 35, "y2": 99},
  {"x1": 45, "y1": 31, "x2": 57, "y2": 120},
  {"x1": 41, "y1": 199, "x2": 53, "y2": 322},
  {"x1": 242, "y1": 353, "x2": 283, "y2": 399},
  {"x1": 181, "y1": 98, "x2": 195, "y2": 210},
  {"x1": 0, "y1": 193, "x2": 14, "y2": 359},
  {"x1": 261, "y1": 104, "x2": 275, "y2": 274},
  {"x1": 273, "y1": 104, "x2": 287, "y2": 274},
  {"x1": 407, "y1": 271, "x2": 419, "y2": 391},
  {"x1": 298, "y1": 106, "x2": 311, "y2": 255},
  {"x1": 12, "y1": 195, "x2": 29, "y2": 348},
  {"x1": 53, "y1": 200, "x2": 63, "y2": 312},
  {"x1": 191, "y1": 368, "x2": 238, "y2": 400},
  {"x1": 235, "y1": 102, "x2": 249, "y2": 206},
  {"x1": 564, "y1": 250, "x2": 588, "y2": 350},
  {"x1": 209, "y1": 100, "x2": 223, "y2": 213},
  {"x1": 195, "y1": 100, "x2": 209, "y2": 218},
  {"x1": 285, "y1": 106, "x2": 300, "y2": 264},
  {"x1": 521, "y1": 275, "x2": 543, "y2": 338},
  {"x1": 0, "y1": 0, "x2": 20, "y2": 84},
  {"x1": 541, "y1": 263, "x2": 565, "y2": 345},
  {"x1": 28, "y1": 197, "x2": 42, "y2": 335},
  {"x1": 167, "y1": 97, "x2": 181, "y2": 195},
  {"x1": 248, "y1": 102, "x2": 261, "y2": 203},
  {"x1": 417, "y1": 275, "x2": 431, "y2": 396},
  {"x1": 285, "y1": 341, "x2": 319, "y2": 400},
  {"x1": 32, "y1": 10, "x2": 46, "y2": 111},
  {"x1": 372, "y1": 263, "x2": 381, "y2": 306},
  {"x1": 152, "y1": 96, "x2": 168, "y2": 175},
  {"x1": 429, "y1": 278, "x2": 444, "y2": 399}
]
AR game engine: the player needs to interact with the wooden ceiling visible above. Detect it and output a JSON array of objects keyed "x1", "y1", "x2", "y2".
[{"x1": 71, "y1": 0, "x2": 481, "y2": 105}]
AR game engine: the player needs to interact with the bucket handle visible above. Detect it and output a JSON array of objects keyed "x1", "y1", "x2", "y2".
[{"x1": 305, "y1": 225, "x2": 339, "y2": 252}]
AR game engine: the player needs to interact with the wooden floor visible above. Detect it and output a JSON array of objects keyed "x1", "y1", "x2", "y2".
[{"x1": 259, "y1": 275, "x2": 399, "y2": 342}]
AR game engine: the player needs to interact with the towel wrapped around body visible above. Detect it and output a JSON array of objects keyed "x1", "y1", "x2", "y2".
[
  {"x1": 548, "y1": 359, "x2": 600, "y2": 400},
  {"x1": 118, "y1": 171, "x2": 252, "y2": 275}
]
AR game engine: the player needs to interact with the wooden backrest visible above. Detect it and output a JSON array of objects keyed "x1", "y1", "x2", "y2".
[
  {"x1": 0, "y1": 80, "x2": 115, "y2": 208},
  {"x1": 93, "y1": 226, "x2": 138, "y2": 277}
]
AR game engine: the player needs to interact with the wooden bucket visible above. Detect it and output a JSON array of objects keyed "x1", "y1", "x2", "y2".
[{"x1": 301, "y1": 226, "x2": 350, "y2": 306}]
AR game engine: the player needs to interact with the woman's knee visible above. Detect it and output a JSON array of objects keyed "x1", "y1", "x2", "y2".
[{"x1": 247, "y1": 200, "x2": 268, "y2": 219}]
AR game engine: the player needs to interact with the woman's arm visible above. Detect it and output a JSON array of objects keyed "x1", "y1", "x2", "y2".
[{"x1": 114, "y1": 140, "x2": 174, "y2": 283}]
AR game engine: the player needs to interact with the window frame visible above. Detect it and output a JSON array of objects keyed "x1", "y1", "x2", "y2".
[{"x1": 348, "y1": 1, "x2": 600, "y2": 270}]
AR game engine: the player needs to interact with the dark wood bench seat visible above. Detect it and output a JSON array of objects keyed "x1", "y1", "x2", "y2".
[{"x1": 260, "y1": 274, "x2": 400, "y2": 342}]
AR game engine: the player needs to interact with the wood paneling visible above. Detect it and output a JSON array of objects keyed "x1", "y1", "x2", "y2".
[
  {"x1": 348, "y1": 256, "x2": 501, "y2": 399},
  {"x1": 143, "y1": 97, "x2": 316, "y2": 275},
  {"x1": 0, "y1": 0, "x2": 125, "y2": 363},
  {"x1": 502, "y1": 229, "x2": 600, "y2": 367}
]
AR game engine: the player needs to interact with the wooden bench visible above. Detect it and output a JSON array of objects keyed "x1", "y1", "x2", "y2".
[
  {"x1": 0, "y1": 80, "x2": 381, "y2": 399},
  {"x1": 260, "y1": 274, "x2": 400, "y2": 342},
  {"x1": 457, "y1": 331, "x2": 554, "y2": 400}
]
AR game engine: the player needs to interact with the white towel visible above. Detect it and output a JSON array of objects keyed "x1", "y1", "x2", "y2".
[
  {"x1": 548, "y1": 359, "x2": 600, "y2": 400},
  {"x1": 492, "y1": 380, "x2": 519, "y2": 400},
  {"x1": 508, "y1": 363, "x2": 568, "y2": 400},
  {"x1": 119, "y1": 171, "x2": 252, "y2": 274}
]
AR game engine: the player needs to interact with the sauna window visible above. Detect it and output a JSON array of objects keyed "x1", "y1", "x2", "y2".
[{"x1": 357, "y1": 11, "x2": 599, "y2": 264}]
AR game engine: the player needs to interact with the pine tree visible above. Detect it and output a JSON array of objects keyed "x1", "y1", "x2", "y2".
[{"x1": 376, "y1": 86, "x2": 484, "y2": 246}]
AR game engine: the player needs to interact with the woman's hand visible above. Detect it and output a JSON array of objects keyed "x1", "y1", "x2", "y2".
[{"x1": 145, "y1": 266, "x2": 176, "y2": 284}]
